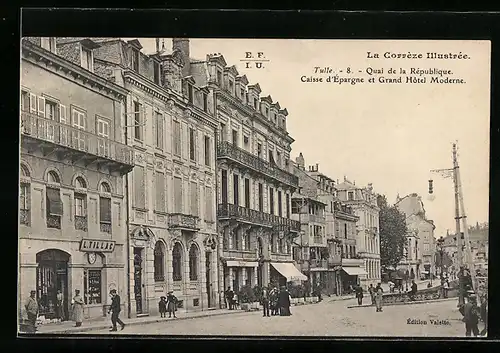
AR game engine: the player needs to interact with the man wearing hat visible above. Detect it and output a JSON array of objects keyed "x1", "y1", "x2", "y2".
[
  {"x1": 166, "y1": 291, "x2": 177, "y2": 318},
  {"x1": 460, "y1": 291, "x2": 480, "y2": 337},
  {"x1": 107, "y1": 289, "x2": 125, "y2": 331},
  {"x1": 25, "y1": 290, "x2": 39, "y2": 328}
]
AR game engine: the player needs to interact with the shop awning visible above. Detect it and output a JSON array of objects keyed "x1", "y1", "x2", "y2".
[
  {"x1": 342, "y1": 267, "x2": 368, "y2": 276},
  {"x1": 226, "y1": 260, "x2": 259, "y2": 268},
  {"x1": 271, "y1": 262, "x2": 308, "y2": 281}
]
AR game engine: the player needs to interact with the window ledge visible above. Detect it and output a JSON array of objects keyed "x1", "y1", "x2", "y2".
[
  {"x1": 132, "y1": 207, "x2": 148, "y2": 212},
  {"x1": 154, "y1": 210, "x2": 168, "y2": 216}
]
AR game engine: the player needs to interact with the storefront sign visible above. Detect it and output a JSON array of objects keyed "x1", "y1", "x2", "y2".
[{"x1": 80, "y1": 239, "x2": 116, "y2": 253}]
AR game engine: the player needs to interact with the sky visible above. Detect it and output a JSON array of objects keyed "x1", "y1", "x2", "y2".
[{"x1": 133, "y1": 38, "x2": 490, "y2": 238}]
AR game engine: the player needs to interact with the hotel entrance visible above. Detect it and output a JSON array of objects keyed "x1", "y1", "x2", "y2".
[{"x1": 36, "y1": 249, "x2": 70, "y2": 320}]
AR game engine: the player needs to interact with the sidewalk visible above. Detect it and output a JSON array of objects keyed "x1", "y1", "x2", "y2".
[
  {"x1": 32, "y1": 308, "x2": 242, "y2": 334},
  {"x1": 347, "y1": 296, "x2": 458, "y2": 309}
]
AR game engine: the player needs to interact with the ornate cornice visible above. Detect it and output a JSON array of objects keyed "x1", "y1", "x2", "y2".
[{"x1": 21, "y1": 41, "x2": 128, "y2": 101}]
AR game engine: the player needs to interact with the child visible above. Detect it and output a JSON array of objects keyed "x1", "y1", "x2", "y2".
[{"x1": 159, "y1": 296, "x2": 167, "y2": 318}]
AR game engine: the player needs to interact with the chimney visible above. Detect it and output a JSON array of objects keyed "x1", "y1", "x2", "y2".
[
  {"x1": 296, "y1": 152, "x2": 305, "y2": 170},
  {"x1": 155, "y1": 38, "x2": 160, "y2": 53},
  {"x1": 315, "y1": 163, "x2": 319, "y2": 171},
  {"x1": 172, "y1": 38, "x2": 190, "y2": 77}
]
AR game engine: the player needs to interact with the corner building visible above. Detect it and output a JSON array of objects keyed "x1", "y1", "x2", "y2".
[
  {"x1": 86, "y1": 37, "x2": 219, "y2": 316},
  {"x1": 19, "y1": 38, "x2": 134, "y2": 320}
]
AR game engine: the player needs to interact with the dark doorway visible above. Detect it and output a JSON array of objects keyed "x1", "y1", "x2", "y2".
[
  {"x1": 205, "y1": 251, "x2": 212, "y2": 308},
  {"x1": 36, "y1": 249, "x2": 70, "y2": 320},
  {"x1": 133, "y1": 247, "x2": 144, "y2": 314},
  {"x1": 233, "y1": 269, "x2": 240, "y2": 293},
  {"x1": 221, "y1": 170, "x2": 228, "y2": 205}
]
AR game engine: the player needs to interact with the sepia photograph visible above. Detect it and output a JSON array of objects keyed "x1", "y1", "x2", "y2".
[{"x1": 18, "y1": 36, "x2": 490, "y2": 338}]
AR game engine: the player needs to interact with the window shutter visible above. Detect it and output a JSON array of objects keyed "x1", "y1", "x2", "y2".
[
  {"x1": 191, "y1": 181, "x2": 198, "y2": 216},
  {"x1": 155, "y1": 172, "x2": 165, "y2": 212},
  {"x1": 99, "y1": 197, "x2": 111, "y2": 222},
  {"x1": 174, "y1": 177, "x2": 182, "y2": 213},
  {"x1": 158, "y1": 115, "x2": 164, "y2": 149},
  {"x1": 37, "y1": 96, "x2": 46, "y2": 117},
  {"x1": 59, "y1": 105, "x2": 67, "y2": 124},
  {"x1": 29, "y1": 93, "x2": 37, "y2": 113}
]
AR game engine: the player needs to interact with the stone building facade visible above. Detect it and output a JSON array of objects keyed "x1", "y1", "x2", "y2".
[
  {"x1": 19, "y1": 38, "x2": 134, "y2": 321},
  {"x1": 54, "y1": 37, "x2": 219, "y2": 316},
  {"x1": 336, "y1": 178, "x2": 380, "y2": 288}
]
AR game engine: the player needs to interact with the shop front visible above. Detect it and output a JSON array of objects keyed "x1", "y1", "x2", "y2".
[
  {"x1": 270, "y1": 262, "x2": 307, "y2": 287},
  {"x1": 341, "y1": 266, "x2": 368, "y2": 294}
]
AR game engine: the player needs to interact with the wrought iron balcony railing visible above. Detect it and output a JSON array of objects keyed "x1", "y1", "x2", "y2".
[
  {"x1": 21, "y1": 111, "x2": 134, "y2": 171},
  {"x1": 100, "y1": 221, "x2": 112, "y2": 234},
  {"x1": 75, "y1": 215, "x2": 88, "y2": 231},
  {"x1": 168, "y1": 213, "x2": 200, "y2": 231},
  {"x1": 19, "y1": 209, "x2": 30, "y2": 226},
  {"x1": 47, "y1": 215, "x2": 61, "y2": 229},
  {"x1": 218, "y1": 203, "x2": 301, "y2": 232},
  {"x1": 217, "y1": 141, "x2": 298, "y2": 187}
]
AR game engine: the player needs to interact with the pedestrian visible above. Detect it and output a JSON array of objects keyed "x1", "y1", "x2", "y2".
[
  {"x1": 388, "y1": 280, "x2": 395, "y2": 293},
  {"x1": 374, "y1": 283, "x2": 384, "y2": 312},
  {"x1": 25, "y1": 290, "x2": 39, "y2": 330},
  {"x1": 166, "y1": 290, "x2": 177, "y2": 318},
  {"x1": 460, "y1": 291, "x2": 480, "y2": 337},
  {"x1": 443, "y1": 280, "x2": 449, "y2": 299},
  {"x1": 56, "y1": 290, "x2": 64, "y2": 321},
  {"x1": 278, "y1": 286, "x2": 291, "y2": 316},
  {"x1": 355, "y1": 284, "x2": 364, "y2": 305},
  {"x1": 368, "y1": 284, "x2": 375, "y2": 304},
  {"x1": 408, "y1": 280, "x2": 418, "y2": 301},
  {"x1": 225, "y1": 287, "x2": 234, "y2": 310},
  {"x1": 261, "y1": 286, "x2": 270, "y2": 317},
  {"x1": 71, "y1": 289, "x2": 84, "y2": 327},
  {"x1": 158, "y1": 296, "x2": 167, "y2": 318},
  {"x1": 270, "y1": 287, "x2": 279, "y2": 315},
  {"x1": 479, "y1": 294, "x2": 488, "y2": 336},
  {"x1": 107, "y1": 289, "x2": 125, "y2": 331}
]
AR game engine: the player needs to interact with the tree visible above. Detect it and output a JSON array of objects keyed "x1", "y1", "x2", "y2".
[{"x1": 377, "y1": 194, "x2": 408, "y2": 272}]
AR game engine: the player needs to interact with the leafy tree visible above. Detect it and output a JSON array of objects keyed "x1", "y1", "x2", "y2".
[{"x1": 377, "y1": 194, "x2": 408, "y2": 272}]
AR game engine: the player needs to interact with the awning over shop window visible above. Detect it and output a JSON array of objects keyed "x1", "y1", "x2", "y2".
[
  {"x1": 226, "y1": 260, "x2": 259, "y2": 268},
  {"x1": 342, "y1": 267, "x2": 368, "y2": 276},
  {"x1": 271, "y1": 262, "x2": 307, "y2": 281}
]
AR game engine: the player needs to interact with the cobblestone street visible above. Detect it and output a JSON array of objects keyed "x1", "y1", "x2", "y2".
[{"x1": 83, "y1": 298, "x2": 481, "y2": 337}]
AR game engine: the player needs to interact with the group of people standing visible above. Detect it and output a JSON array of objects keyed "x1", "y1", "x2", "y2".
[
  {"x1": 261, "y1": 285, "x2": 292, "y2": 317},
  {"x1": 354, "y1": 283, "x2": 386, "y2": 312},
  {"x1": 158, "y1": 291, "x2": 178, "y2": 318}
]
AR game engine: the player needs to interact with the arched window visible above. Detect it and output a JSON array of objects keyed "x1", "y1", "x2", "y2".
[
  {"x1": 75, "y1": 176, "x2": 87, "y2": 189},
  {"x1": 172, "y1": 242, "x2": 182, "y2": 281},
  {"x1": 19, "y1": 164, "x2": 31, "y2": 226},
  {"x1": 189, "y1": 244, "x2": 198, "y2": 281},
  {"x1": 47, "y1": 171, "x2": 60, "y2": 184},
  {"x1": 100, "y1": 182, "x2": 111, "y2": 193},
  {"x1": 20, "y1": 164, "x2": 30, "y2": 178},
  {"x1": 154, "y1": 241, "x2": 165, "y2": 282}
]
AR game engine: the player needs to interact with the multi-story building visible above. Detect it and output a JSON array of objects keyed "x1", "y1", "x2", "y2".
[
  {"x1": 57, "y1": 37, "x2": 220, "y2": 316},
  {"x1": 442, "y1": 223, "x2": 488, "y2": 273},
  {"x1": 19, "y1": 38, "x2": 134, "y2": 321},
  {"x1": 178, "y1": 47, "x2": 302, "y2": 296},
  {"x1": 336, "y1": 178, "x2": 381, "y2": 288},
  {"x1": 395, "y1": 193, "x2": 436, "y2": 280}
]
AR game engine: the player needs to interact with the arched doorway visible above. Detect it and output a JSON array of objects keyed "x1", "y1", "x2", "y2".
[{"x1": 36, "y1": 249, "x2": 70, "y2": 320}]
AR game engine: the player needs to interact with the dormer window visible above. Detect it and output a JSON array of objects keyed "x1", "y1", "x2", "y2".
[
  {"x1": 240, "y1": 88, "x2": 245, "y2": 99},
  {"x1": 81, "y1": 46, "x2": 94, "y2": 72},
  {"x1": 153, "y1": 61, "x2": 161, "y2": 85},
  {"x1": 253, "y1": 98, "x2": 258, "y2": 109},
  {"x1": 41, "y1": 37, "x2": 56, "y2": 53},
  {"x1": 131, "y1": 48, "x2": 140, "y2": 72},
  {"x1": 217, "y1": 70, "x2": 223, "y2": 84},
  {"x1": 265, "y1": 107, "x2": 269, "y2": 116},
  {"x1": 202, "y1": 92, "x2": 208, "y2": 112},
  {"x1": 228, "y1": 80, "x2": 234, "y2": 94},
  {"x1": 187, "y1": 83, "x2": 194, "y2": 104}
]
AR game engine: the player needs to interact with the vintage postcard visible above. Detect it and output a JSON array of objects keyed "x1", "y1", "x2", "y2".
[{"x1": 18, "y1": 37, "x2": 490, "y2": 337}]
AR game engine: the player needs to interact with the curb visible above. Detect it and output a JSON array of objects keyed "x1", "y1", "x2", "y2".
[
  {"x1": 347, "y1": 297, "x2": 458, "y2": 309},
  {"x1": 35, "y1": 310, "x2": 244, "y2": 335}
]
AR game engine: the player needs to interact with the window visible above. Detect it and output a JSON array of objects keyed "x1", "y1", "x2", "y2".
[
  {"x1": 271, "y1": 234, "x2": 276, "y2": 252},
  {"x1": 204, "y1": 136, "x2": 211, "y2": 166},
  {"x1": 276, "y1": 151, "x2": 281, "y2": 167},
  {"x1": 228, "y1": 80, "x2": 234, "y2": 94},
  {"x1": 133, "y1": 101, "x2": 143, "y2": 141},
  {"x1": 173, "y1": 120, "x2": 181, "y2": 156},
  {"x1": 154, "y1": 242, "x2": 165, "y2": 282},
  {"x1": 286, "y1": 194, "x2": 290, "y2": 218},
  {"x1": 220, "y1": 123, "x2": 226, "y2": 142},
  {"x1": 279, "y1": 238, "x2": 285, "y2": 253},
  {"x1": 74, "y1": 193, "x2": 87, "y2": 231},
  {"x1": 244, "y1": 178, "x2": 250, "y2": 208},
  {"x1": 153, "y1": 61, "x2": 161, "y2": 85},
  {"x1": 344, "y1": 224, "x2": 348, "y2": 239},
  {"x1": 83, "y1": 269, "x2": 102, "y2": 305},
  {"x1": 232, "y1": 130, "x2": 238, "y2": 146},
  {"x1": 172, "y1": 243, "x2": 183, "y2": 281},
  {"x1": 189, "y1": 127, "x2": 196, "y2": 161},
  {"x1": 244, "y1": 231, "x2": 251, "y2": 250},
  {"x1": 221, "y1": 170, "x2": 228, "y2": 205},
  {"x1": 96, "y1": 118, "x2": 110, "y2": 156},
  {"x1": 233, "y1": 174, "x2": 239, "y2": 206},
  {"x1": 217, "y1": 70, "x2": 223, "y2": 84},
  {"x1": 189, "y1": 245, "x2": 198, "y2": 281},
  {"x1": 155, "y1": 112, "x2": 164, "y2": 149},
  {"x1": 45, "y1": 100, "x2": 57, "y2": 120},
  {"x1": 258, "y1": 183, "x2": 264, "y2": 212},
  {"x1": 155, "y1": 172, "x2": 166, "y2": 212},
  {"x1": 291, "y1": 200, "x2": 300, "y2": 214},
  {"x1": 133, "y1": 167, "x2": 146, "y2": 209},
  {"x1": 257, "y1": 143, "x2": 262, "y2": 158},
  {"x1": 202, "y1": 93, "x2": 208, "y2": 112},
  {"x1": 205, "y1": 187, "x2": 213, "y2": 222},
  {"x1": 187, "y1": 84, "x2": 194, "y2": 104},
  {"x1": 46, "y1": 187, "x2": 62, "y2": 229},
  {"x1": 268, "y1": 150, "x2": 274, "y2": 163},
  {"x1": 19, "y1": 180, "x2": 30, "y2": 226},
  {"x1": 348, "y1": 191, "x2": 354, "y2": 201},
  {"x1": 81, "y1": 46, "x2": 93, "y2": 72},
  {"x1": 131, "y1": 48, "x2": 140, "y2": 72},
  {"x1": 174, "y1": 177, "x2": 183, "y2": 212},
  {"x1": 99, "y1": 196, "x2": 111, "y2": 234},
  {"x1": 424, "y1": 243, "x2": 430, "y2": 252},
  {"x1": 190, "y1": 182, "x2": 199, "y2": 216},
  {"x1": 20, "y1": 91, "x2": 30, "y2": 112},
  {"x1": 41, "y1": 37, "x2": 56, "y2": 53},
  {"x1": 243, "y1": 135, "x2": 249, "y2": 150},
  {"x1": 269, "y1": 188, "x2": 274, "y2": 215},
  {"x1": 240, "y1": 88, "x2": 245, "y2": 100},
  {"x1": 253, "y1": 97, "x2": 258, "y2": 109},
  {"x1": 278, "y1": 191, "x2": 283, "y2": 217}
]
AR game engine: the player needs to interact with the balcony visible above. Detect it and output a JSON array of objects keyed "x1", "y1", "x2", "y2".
[
  {"x1": 218, "y1": 203, "x2": 301, "y2": 232},
  {"x1": 309, "y1": 259, "x2": 328, "y2": 269},
  {"x1": 168, "y1": 213, "x2": 200, "y2": 231},
  {"x1": 217, "y1": 141, "x2": 298, "y2": 187},
  {"x1": 225, "y1": 250, "x2": 257, "y2": 260},
  {"x1": 303, "y1": 213, "x2": 326, "y2": 224},
  {"x1": 328, "y1": 255, "x2": 342, "y2": 267},
  {"x1": 75, "y1": 216, "x2": 88, "y2": 231},
  {"x1": 19, "y1": 209, "x2": 30, "y2": 226},
  {"x1": 100, "y1": 221, "x2": 112, "y2": 234},
  {"x1": 21, "y1": 111, "x2": 134, "y2": 174}
]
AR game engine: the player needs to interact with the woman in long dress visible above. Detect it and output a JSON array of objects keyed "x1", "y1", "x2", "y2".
[
  {"x1": 166, "y1": 291, "x2": 177, "y2": 318},
  {"x1": 71, "y1": 289, "x2": 84, "y2": 327},
  {"x1": 374, "y1": 283, "x2": 383, "y2": 312}
]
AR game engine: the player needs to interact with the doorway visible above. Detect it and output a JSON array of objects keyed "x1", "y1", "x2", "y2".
[
  {"x1": 133, "y1": 247, "x2": 144, "y2": 314},
  {"x1": 36, "y1": 249, "x2": 70, "y2": 320},
  {"x1": 205, "y1": 251, "x2": 212, "y2": 308}
]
